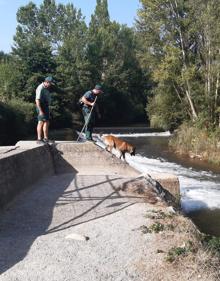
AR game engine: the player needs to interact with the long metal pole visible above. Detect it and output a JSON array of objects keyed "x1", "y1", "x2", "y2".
[{"x1": 77, "y1": 96, "x2": 97, "y2": 142}]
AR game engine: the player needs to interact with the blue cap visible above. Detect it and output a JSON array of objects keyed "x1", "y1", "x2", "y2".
[{"x1": 45, "y1": 76, "x2": 54, "y2": 83}]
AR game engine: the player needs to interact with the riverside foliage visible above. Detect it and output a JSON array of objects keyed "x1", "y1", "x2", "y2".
[
  {"x1": 1, "y1": 0, "x2": 220, "y2": 145},
  {"x1": 0, "y1": 0, "x2": 148, "y2": 145},
  {"x1": 136, "y1": 0, "x2": 220, "y2": 131}
]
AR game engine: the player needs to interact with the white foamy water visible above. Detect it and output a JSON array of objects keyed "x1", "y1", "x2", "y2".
[
  {"x1": 112, "y1": 131, "x2": 171, "y2": 138},
  {"x1": 126, "y1": 154, "x2": 220, "y2": 212},
  {"x1": 95, "y1": 134, "x2": 220, "y2": 213}
]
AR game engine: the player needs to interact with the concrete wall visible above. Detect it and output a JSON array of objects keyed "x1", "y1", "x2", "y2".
[
  {"x1": 53, "y1": 142, "x2": 140, "y2": 176},
  {"x1": 0, "y1": 146, "x2": 54, "y2": 209}
]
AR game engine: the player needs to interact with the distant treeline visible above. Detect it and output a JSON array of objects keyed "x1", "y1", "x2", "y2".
[{"x1": 1, "y1": 0, "x2": 220, "y2": 145}]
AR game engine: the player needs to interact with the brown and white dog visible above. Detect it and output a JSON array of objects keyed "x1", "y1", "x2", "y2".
[{"x1": 102, "y1": 135, "x2": 136, "y2": 160}]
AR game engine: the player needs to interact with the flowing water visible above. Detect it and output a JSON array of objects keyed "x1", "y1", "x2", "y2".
[{"x1": 115, "y1": 132, "x2": 220, "y2": 237}]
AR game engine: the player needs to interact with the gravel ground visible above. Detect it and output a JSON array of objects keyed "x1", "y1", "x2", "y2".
[{"x1": 0, "y1": 173, "x2": 157, "y2": 281}]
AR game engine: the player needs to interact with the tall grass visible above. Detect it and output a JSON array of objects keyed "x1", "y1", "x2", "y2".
[{"x1": 169, "y1": 123, "x2": 220, "y2": 164}]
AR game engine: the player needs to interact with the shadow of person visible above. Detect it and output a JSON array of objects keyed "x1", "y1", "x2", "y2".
[
  {"x1": 43, "y1": 175, "x2": 144, "y2": 235},
  {"x1": 0, "y1": 171, "x2": 77, "y2": 274}
]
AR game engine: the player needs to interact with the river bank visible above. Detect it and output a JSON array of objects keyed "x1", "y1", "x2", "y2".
[{"x1": 169, "y1": 123, "x2": 220, "y2": 165}]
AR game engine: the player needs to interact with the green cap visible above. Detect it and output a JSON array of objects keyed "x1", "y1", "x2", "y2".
[{"x1": 95, "y1": 84, "x2": 103, "y2": 92}]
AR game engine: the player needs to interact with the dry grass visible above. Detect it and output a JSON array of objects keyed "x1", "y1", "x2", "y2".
[
  {"x1": 136, "y1": 207, "x2": 220, "y2": 281},
  {"x1": 120, "y1": 175, "x2": 220, "y2": 280},
  {"x1": 170, "y1": 123, "x2": 220, "y2": 165}
]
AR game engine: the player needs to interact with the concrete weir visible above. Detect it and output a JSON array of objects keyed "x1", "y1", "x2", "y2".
[
  {"x1": 0, "y1": 141, "x2": 181, "y2": 279},
  {"x1": 0, "y1": 141, "x2": 180, "y2": 209}
]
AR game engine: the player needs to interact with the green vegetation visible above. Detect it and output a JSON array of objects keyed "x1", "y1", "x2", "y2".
[
  {"x1": 202, "y1": 235, "x2": 220, "y2": 253},
  {"x1": 136, "y1": 0, "x2": 220, "y2": 132},
  {"x1": 0, "y1": 100, "x2": 35, "y2": 145},
  {"x1": 166, "y1": 246, "x2": 187, "y2": 262},
  {"x1": 148, "y1": 222, "x2": 165, "y2": 233},
  {"x1": 1, "y1": 0, "x2": 220, "y2": 149},
  {"x1": 170, "y1": 122, "x2": 220, "y2": 164},
  {"x1": 0, "y1": 0, "x2": 148, "y2": 145}
]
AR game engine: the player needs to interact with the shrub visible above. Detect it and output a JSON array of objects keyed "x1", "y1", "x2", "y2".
[
  {"x1": 0, "y1": 99, "x2": 35, "y2": 145},
  {"x1": 169, "y1": 122, "x2": 220, "y2": 164}
]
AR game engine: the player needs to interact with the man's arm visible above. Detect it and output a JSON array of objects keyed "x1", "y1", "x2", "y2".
[
  {"x1": 35, "y1": 99, "x2": 44, "y2": 115},
  {"x1": 81, "y1": 96, "x2": 95, "y2": 107},
  {"x1": 35, "y1": 85, "x2": 44, "y2": 115}
]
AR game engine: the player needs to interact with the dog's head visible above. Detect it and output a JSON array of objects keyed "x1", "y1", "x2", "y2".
[{"x1": 130, "y1": 146, "x2": 136, "y2": 156}]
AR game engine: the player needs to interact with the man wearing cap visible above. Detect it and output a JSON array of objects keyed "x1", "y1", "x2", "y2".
[
  {"x1": 81, "y1": 84, "x2": 103, "y2": 141},
  {"x1": 35, "y1": 76, "x2": 54, "y2": 143}
]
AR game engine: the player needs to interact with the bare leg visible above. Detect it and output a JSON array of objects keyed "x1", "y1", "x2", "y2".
[
  {"x1": 37, "y1": 121, "x2": 44, "y2": 140},
  {"x1": 43, "y1": 121, "x2": 49, "y2": 140}
]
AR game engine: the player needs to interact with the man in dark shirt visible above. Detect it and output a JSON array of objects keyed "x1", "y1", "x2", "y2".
[{"x1": 81, "y1": 84, "x2": 103, "y2": 141}]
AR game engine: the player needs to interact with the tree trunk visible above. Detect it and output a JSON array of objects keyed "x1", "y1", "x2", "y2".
[{"x1": 170, "y1": 0, "x2": 198, "y2": 120}]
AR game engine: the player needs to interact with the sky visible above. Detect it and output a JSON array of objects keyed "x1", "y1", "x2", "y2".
[{"x1": 0, "y1": 0, "x2": 141, "y2": 53}]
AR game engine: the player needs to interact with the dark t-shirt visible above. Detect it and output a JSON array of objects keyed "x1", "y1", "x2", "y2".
[{"x1": 82, "y1": 90, "x2": 96, "y2": 108}]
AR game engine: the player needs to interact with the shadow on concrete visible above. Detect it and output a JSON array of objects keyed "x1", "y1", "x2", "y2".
[
  {"x1": 0, "y1": 146, "x2": 152, "y2": 275},
  {"x1": 45, "y1": 176, "x2": 146, "y2": 235},
  {"x1": 0, "y1": 170, "x2": 77, "y2": 274}
]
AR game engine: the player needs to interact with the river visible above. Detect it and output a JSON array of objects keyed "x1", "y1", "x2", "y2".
[{"x1": 116, "y1": 132, "x2": 220, "y2": 237}]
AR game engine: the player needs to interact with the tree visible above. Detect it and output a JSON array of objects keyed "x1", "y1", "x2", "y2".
[
  {"x1": 86, "y1": 0, "x2": 148, "y2": 124},
  {"x1": 0, "y1": 61, "x2": 20, "y2": 102},
  {"x1": 11, "y1": 0, "x2": 87, "y2": 127},
  {"x1": 136, "y1": 0, "x2": 220, "y2": 129}
]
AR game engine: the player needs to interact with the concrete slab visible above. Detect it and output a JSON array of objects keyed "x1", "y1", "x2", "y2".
[{"x1": 0, "y1": 173, "x2": 153, "y2": 281}]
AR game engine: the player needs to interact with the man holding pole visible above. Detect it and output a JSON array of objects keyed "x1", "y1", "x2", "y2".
[{"x1": 80, "y1": 84, "x2": 103, "y2": 141}]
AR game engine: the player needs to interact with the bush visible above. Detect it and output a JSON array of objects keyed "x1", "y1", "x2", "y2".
[
  {"x1": 169, "y1": 122, "x2": 220, "y2": 164},
  {"x1": 0, "y1": 99, "x2": 35, "y2": 145},
  {"x1": 202, "y1": 235, "x2": 220, "y2": 253},
  {"x1": 147, "y1": 90, "x2": 184, "y2": 131}
]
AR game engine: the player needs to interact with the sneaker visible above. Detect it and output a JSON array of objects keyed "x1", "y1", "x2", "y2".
[
  {"x1": 43, "y1": 138, "x2": 54, "y2": 144},
  {"x1": 36, "y1": 140, "x2": 45, "y2": 145}
]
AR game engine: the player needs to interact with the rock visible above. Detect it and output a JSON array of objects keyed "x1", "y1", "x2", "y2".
[{"x1": 65, "y1": 233, "x2": 89, "y2": 241}]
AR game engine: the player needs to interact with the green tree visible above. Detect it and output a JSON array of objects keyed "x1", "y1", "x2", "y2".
[
  {"x1": 12, "y1": 0, "x2": 86, "y2": 127},
  {"x1": 0, "y1": 61, "x2": 20, "y2": 102},
  {"x1": 86, "y1": 0, "x2": 147, "y2": 124},
  {"x1": 136, "y1": 0, "x2": 220, "y2": 129}
]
